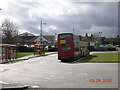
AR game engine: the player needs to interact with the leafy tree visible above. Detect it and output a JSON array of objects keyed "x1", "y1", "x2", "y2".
[
  {"x1": 91, "y1": 34, "x2": 93, "y2": 37},
  {"x1": 1, "y1": 19, "x2": 18, "y2": 44},
  {"x1": 117, "y1": 35, "x2": 119, "y2": 38},
  {"x1": 85, "y1": 33, "x2": 88, "y2": 37}
]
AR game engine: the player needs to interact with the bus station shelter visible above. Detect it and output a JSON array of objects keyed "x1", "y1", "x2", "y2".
[
  {"x1": 0, "y1": 44, "x2": 17, "y2": 63},
  {"x1": 34, "y1": 44, "x2": 45, "y2": 55}
]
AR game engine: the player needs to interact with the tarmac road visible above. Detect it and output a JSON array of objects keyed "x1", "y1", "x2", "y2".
[{"x1": 0, "y1": 52, "x2": 119, "y2": 88}]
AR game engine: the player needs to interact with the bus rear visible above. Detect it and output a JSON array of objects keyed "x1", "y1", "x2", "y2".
[{"x1": 58, "y1": 33, "x2": 74, "y2": 61}]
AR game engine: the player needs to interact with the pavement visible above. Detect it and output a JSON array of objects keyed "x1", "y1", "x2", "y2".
[
  {"x1": 0, "y1": 52, "x2": 57, "y2": 89},
  {"x1": 0, "y1": 78, "x2": 29, "y2": 89},
  {"x1": 1, "y1": 52, "x2": 57, "y2": 64},
  {"x1": 0, "y1": 84, "x2": 28, "y2": 90}
]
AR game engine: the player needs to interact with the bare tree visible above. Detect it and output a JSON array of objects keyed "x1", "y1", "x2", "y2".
[{"x1": 1, "y1": 19, "x2": 18, "y2": 44}]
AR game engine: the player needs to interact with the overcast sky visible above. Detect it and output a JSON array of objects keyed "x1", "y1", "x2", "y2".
[{"x1": 0, "y1": 0, "x2": 119, "y2": 37}]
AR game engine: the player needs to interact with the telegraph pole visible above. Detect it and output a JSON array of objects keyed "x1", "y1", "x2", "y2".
[
  {"x1": 40, "y1": 20, "x2": 42, "y2": 44},
  {"x1": 73, "y1": 28, "x2": 74, "y2": 34},
  {"x1": 40, "y1": 20, "x2": 46, "y2": 44}
]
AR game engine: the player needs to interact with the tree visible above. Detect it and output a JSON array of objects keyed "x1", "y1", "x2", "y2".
[
  {"x1": 0, "y1": 26, "x2": 2, "y2": 44},
  {"x1": 117, "y1": 35, "x2": 119, "y2": 38},
  {"x1": 85, "y1": 33, "x2": 88, "y2": 37},
  {"x1": 91, "y1": 34, "x2": 93, "y2": 37},
  {"x1": 1, "y1": 19, "x2": 18, "y2": 44}
]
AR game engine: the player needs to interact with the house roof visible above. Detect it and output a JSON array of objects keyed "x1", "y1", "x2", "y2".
[
  {"x1": 15, "y1": 35, "x2": 55, "y2": 43},
  {"x1": 15, "y1": 36, "x2": 37, "y2": 43},
  {"x1": 19, "y1": 32, "x2": 35, "y2": 36},
  {"x1": 43, "y1": 36, "x2": 55, "y2": 42},
  {"x1": 29, "y1": 36, "x2": 39, "y2": 42}
]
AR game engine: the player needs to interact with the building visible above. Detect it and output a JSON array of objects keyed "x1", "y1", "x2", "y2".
[
  {"x1": 15, "y1": 32, "x2": 55, "y2": 47},
  {"x1": 43, "y1": 35, "x2": 56, "y2": 46},
  {"x1": 19, "y1": 32, "x2": 35, "y2": 36}
]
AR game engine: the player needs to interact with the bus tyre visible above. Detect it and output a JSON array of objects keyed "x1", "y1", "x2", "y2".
[{"x1": 61, "y1": 60, "x2": 65, "y2": 62}]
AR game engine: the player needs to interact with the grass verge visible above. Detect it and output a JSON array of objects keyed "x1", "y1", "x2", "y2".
[
  {"x1": 80, "y1": 52, "x2": 119, "y2": 62},
  {"x1": 17, "y1": 52, "x2": 34, "y2": 58}
]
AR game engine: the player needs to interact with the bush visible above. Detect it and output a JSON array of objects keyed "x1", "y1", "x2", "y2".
[
  {"x1": 94, "y1": 47, "x2": 117, "y2": 51},
  {"x1": 46, "y1": 45, "x2": 57, "y2": 52},
  {"x1": 88, "y1": 46, "x2": 95, "y2": 51},
  {"x1": 94, "y1": 47, "x2": 108, "y2": 51},
  {"x1": 88, "y1": 46, "x2": 117, "y2": 51},
  {"x1": 108, "y1": 47, "x2": 117, "y2": 51},
  {"x1": 47, "y1": 48, "x2": 57, "y2": 52},
  {"x1": 18, "y1": 46, "x2": 34, "y2": 52}
]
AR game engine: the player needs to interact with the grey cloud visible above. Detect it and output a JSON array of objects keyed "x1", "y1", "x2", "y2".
[{"x1": 1, "y1": 1, "x2": 118, "y2": 37}]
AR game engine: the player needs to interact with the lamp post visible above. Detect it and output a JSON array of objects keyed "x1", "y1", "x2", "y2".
[
  {"x1": 0, "y1": 8, "x2": 2, "y2": 44},
  {"x1": 40, "y1": 20, "x2": 46, "y2": 44},
  {"x1": 73, "y1": 28, "x2": 74, "y2": 34},
  {"x1": 99, "y1": 32, "x2": 102, "y2": 44}
]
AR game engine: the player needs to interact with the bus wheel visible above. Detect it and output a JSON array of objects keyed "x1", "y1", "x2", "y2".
[{"x1": 61, "y1": 60, "x2": 65, "y2": 62}]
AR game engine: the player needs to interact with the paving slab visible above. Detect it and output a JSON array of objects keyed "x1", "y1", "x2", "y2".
[{"x1": 0, "y1": 84, "x2": 28, "y2": 90}]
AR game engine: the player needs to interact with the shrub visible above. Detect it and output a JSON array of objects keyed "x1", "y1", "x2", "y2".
[
  {"x1": 88, "y1": 46, "x2": 117, "y2": 51},
  {"x1": 108, "y1": 47, "x2": 117, "y2": 51},
  {"x1": 88, "y1": 46, "x2": 95, "y2": 51},
  {"x1": 47, "y1": 48, "x2": 57, "y2": 52},
  {"x1": 17, "y1": 46, "x2": 34, "y2": 52}
]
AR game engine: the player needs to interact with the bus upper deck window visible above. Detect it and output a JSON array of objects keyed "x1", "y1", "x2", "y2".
[{"x1": 60, "y1": 34, "x2": 71, "y2": 38}]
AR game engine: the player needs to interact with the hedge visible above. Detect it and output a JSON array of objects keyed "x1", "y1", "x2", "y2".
[
  {"x1": 88, "y1": 46, "x2": 117, "y2": 51},
  {"x1": 17, "y1": 46, "x2": 34, "y2": 52}
]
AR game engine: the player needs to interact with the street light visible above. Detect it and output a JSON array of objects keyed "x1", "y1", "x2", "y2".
[
  {"x1": 40, "y1": 20, "x2": 46, "y2": 44},
  {"x1": 99, "y1": 32, "x2": 102, "y2": 44},
  {"x1": 73, "y1": 27, "x2": 75, "y2": 34}
]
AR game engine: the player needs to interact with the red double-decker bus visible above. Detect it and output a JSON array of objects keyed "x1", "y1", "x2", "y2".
[{"x1": 58, "y1": 33, "x2": 89, "y2": 62}]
